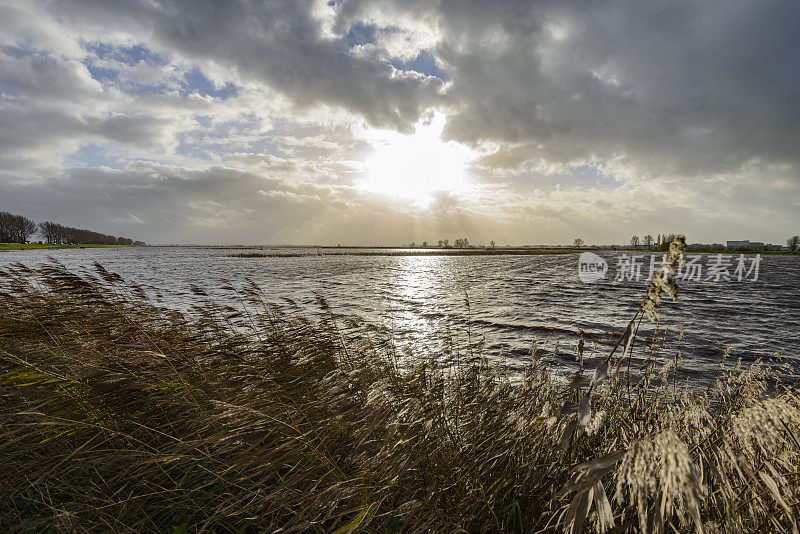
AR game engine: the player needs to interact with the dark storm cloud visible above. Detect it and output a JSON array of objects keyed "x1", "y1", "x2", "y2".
[{"x1": 429, "y1": 0, "x2": 800, "y2": 176}]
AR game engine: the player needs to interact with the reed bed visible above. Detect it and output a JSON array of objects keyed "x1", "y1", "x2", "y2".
[{"x1": 1, "y1": 238, "x2": 799, "y2": 533}]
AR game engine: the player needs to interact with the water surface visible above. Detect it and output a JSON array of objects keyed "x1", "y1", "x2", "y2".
[{"x1": 2, "y1": 247, "x2": 797, "y2": 379}]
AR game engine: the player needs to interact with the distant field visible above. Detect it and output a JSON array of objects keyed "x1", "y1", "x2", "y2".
[{"x1": 0, "y1": 243, "x2": 131, "y2": 250}]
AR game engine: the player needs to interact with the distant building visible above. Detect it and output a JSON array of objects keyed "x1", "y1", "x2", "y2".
[{"x1": 726, "y1": 240, "x2": 766, "y2": 250}]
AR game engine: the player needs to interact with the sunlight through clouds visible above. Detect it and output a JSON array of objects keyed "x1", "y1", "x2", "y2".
[
  {"x1": 0, "y1": 0, "x2": 798, "y2": 244},
  {"x1": 358, "y1": 113, "x2": 478, "y2": 207}
]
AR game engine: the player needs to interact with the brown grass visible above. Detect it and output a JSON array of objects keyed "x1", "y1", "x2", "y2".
[{"x1": 1, "y1": 240, "x2": 799, "y2": 532}]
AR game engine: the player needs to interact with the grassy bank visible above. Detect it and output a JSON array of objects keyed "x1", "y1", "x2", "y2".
[
  {"x1": 0, "y1": 243, "x2": 131, "y2": 251},
  {"x1": 1, "y1": 244, "x2": 799, "y2": 532}
]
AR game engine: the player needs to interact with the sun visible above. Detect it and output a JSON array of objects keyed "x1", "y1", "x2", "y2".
[{"x1": 360, "y1": 114, "x2": 475, "y2": 207}]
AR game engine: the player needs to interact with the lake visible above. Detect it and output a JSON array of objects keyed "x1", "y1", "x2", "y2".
[{"x1": 2, "y1": 247, "x2": 798, "y2": 379}]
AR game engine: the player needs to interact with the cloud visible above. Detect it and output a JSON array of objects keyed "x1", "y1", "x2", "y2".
[
  {"x1": 49, "y1": 0, "x2": 445, "y2": 130},
  {"x1": 0, "y1": 0, "x2": 797, "y2": 244},
  {"x1": 431, "y1": 0, "x2": 800, "y2": 178}
]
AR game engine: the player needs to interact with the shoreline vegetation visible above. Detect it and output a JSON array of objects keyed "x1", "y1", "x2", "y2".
[
  {"x1": 2, "y1": 237, "x2": 800, "y2": 532},
  {"x1": 230, "y1": 247, "x2": 589, "y2": 257},
  {"x1": 0, "y1": 211, "x2": 145, "y2": 248},
  {"x1": 0, "y1": 243, "x2": 135, "y2": 251},
  {"x1": 228, "y1": 247, "x2": 800, "y2": 258},
  {"x1": 3, "y1": 242, "x2": 798, "y2": 256}
]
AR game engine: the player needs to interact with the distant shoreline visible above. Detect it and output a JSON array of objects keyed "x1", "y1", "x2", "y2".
[
  {"x1": 3, "y1": 243, "x2": 797, "y2": 255},
  {"x1": 153, "y1": 244, "x2": 799, "y2": 254},
  {"x1": 0, "y1": 244, "x2": 133, "y2": 251},
  {"x1": 228, "y1": 248, "x2": 800, "y2": 258},
  {"x1": 229, "y1": 247, "x2": 591, "y2": 257}
]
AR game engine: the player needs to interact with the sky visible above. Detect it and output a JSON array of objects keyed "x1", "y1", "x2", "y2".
[{"x1": 0, "y1": 0, "x2": 798, "y2": 246}]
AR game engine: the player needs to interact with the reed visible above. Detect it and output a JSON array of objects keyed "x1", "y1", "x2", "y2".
[{"x1": 1, "y1": 240, "x2": 798, "y2": 532}]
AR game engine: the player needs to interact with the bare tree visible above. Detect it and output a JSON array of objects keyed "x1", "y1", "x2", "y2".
[
  {"x1": 21, "y1": 218, "x2": 36, "y2": 242},
  {"x1": 38, "y1": 219, "x2": 144, "y2": 246},
  {"x1": 788, "y1": 235, "x2": 800, "y2": 251},
  {"x1": 573, "y1": 238, "x2": 584, "y2": 247},
  {"x1": 630, "y1": 235, "x2": 640, "y2": 248},
  {"x1": 39, "y1": 221, "x2": 58, "y2": 244},
  {"x1": 643, "y1": 234, "x2": 653, "y2": 248},
  {"x1": 489, "y1": 240, "x2": 496, "y2": 248},
  {"x1": 20, "y1": 218, "x2": 36, "y2": 242},
  {"x1": 0, "y1": 211, "x2": 37, "y2": 243}
]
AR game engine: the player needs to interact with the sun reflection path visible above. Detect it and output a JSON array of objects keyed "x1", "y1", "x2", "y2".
[{"x1": 381, "y1": 256, "x2": 460, "y2": 361}]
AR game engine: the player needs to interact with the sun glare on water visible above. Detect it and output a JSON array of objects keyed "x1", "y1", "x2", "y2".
[{"x1": 360, "y1": 114, "x2": 475, "y2": 207}]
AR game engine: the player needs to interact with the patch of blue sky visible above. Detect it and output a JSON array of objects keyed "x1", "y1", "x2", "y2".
[
  {"x1": 84, "y1": 62, "x2": 119, "y2": 83},
  {"x1": 84, "y1": 42, "x2": 169, "y2": 66},
  {"x1": 334, "y1": 22, "x2": 379, "y2": 55},
  {"x1": 83, "y1": 42, "x2": 168, "y2": 86},
  {"x1": 346, "y1": 22, "x2": 379, "y2": 48},
  {"x1": 390, "y1": 50, "x2": 450, "y2": 82},
  {"x1": 82, "y1": 43, "x2": 238, "y2": 99},
  {"x1": 179, "y1": 68, "x2": 237, "y2": 99},
  {"x1": 82, "y1": 63, "x2": 171, "y2": 95},
  {"x1": 194, "y1": 115, "x2": 214, "y2": 129},
  {"x1": 337, "y1": 22, "x2": 449, "y2": 83},
  {"x1": 174, "y1": 134, "x2": 213, "y2": 160},
  {"x1": 64, "y1": 143, "x2": 125, "y2": 169}
]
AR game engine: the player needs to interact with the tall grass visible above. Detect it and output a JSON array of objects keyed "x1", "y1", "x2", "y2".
[{"x1": 1, "y1": 239, "x2": 799, "y2": 532}]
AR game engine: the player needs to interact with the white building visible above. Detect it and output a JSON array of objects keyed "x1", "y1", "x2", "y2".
[{"x1": 726, "y1": 240, "x2": 765, "y2": 249}]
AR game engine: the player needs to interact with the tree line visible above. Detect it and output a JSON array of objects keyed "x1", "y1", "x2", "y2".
[
  {"x1": 407, "y1": 238, "x2": 487, "y2": 248},
  {"x1": 0, "y1": 212, "x2": 37, "y2": 244},
  {"x1": 0, "y1": 211, "x2": 144, "y2": 246},
  {"x1": 436, "y1": 238, "x2": 476, "y2": 248},
  {"x1": 573, "y1": 233, "x2": 800, "y2": 251}
]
